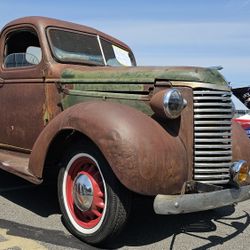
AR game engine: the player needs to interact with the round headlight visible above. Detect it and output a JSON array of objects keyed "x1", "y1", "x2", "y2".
[{"x1": 163, "y1": 89, "x2": 187, "y2": 119}]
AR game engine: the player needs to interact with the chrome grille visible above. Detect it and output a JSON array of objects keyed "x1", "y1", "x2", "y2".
[{"x1": 193, "y1": 90, "x2": 233, "y2": 184}]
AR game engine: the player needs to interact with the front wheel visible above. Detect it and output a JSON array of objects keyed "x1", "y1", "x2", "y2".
[{"x1": 57, "y1": 144, "x2": 131, "y2": 246}]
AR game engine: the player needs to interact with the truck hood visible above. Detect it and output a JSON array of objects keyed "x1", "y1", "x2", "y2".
[{"x1": 60, "y1": 66, "x2": 228, "y2": 86}]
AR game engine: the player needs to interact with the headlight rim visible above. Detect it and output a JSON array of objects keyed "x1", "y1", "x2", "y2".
[{"x1": 163, "y1": 88, "x2": 187, "y2": 119}]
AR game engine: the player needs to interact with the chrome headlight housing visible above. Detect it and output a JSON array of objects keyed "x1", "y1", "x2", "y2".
[{"x1": 163, "y1": 89, "x2": 187, "y2": 119}]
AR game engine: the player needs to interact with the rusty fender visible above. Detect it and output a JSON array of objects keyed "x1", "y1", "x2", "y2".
[
  {"x1": 29, "y1": 101, "x2": 188, "y2": 195},
  {"x1": 232, "y1": 120, "x2": 250, "y2": 164}
]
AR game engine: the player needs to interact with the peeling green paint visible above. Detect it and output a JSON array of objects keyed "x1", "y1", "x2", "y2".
[
  {"x1": 61, "y1": 93, "x2": 153, "y2": 115},
  {"x1": 60, "y1": 66, "x2": 228, "y2": 115},
  {"x1": 61, "y1": 66, "x2": 228, "y2": 85}
]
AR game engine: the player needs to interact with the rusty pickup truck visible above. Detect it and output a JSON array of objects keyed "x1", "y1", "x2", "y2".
[{"x1": 0, "y1": 16, "x2": 250, "y2": 246}]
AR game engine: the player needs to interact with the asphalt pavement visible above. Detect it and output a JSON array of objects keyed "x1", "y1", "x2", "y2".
[{"x1": 0, "y1": 169, "x2": 250, "y2": 250}]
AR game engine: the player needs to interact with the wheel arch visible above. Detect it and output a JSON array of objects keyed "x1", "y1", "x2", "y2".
[
  {"x1": 29, "y1": 101, "x2": 188, "y2": 195},
  {"x1": 41, "y1": 129, "x2": 95, "y2": 180}
]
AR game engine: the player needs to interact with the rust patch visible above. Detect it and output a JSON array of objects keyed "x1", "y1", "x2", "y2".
[
  {"x1": 150, "y1": 87, "x2": 194, "y2": 181},
  {"x1": 43, "y1": 84, "x2": 61, "y2": 125},
  {"x1": 232, "y1": 121, "x2": 250, "y2": 165},
  {"x1": 29, "y1": 101, "x2": 188, "y2": 195}
]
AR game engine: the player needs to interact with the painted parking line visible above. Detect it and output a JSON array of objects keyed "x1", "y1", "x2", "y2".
[{"x1": 0, "y1": 228, "x2": 46, "y2": 250}]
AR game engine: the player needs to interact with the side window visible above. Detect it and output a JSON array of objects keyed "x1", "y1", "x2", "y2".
[{"x1": 4, "y1": 29, "x2": 42, "y2": 68}]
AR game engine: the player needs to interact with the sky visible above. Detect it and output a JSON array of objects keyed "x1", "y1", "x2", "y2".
[{"x1": 0, "y1": 0, "x2": 249, "y2": 108}]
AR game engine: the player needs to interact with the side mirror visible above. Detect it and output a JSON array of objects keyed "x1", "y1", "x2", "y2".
[{"x1": 26, "y1": 46, "x2": 42, "y2": 65}]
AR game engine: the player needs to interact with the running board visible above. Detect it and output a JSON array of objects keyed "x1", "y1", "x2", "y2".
[{"x1": 0, "y1": 149, "x2": 42, "y2": 184}]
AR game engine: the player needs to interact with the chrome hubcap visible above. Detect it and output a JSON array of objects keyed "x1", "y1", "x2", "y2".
[{"x1": 72, "y1": 174, "x2": 94, "y2": 212}]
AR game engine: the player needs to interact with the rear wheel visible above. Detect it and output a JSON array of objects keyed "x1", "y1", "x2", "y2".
[{"x1": 57, "y1": 144, "x2": 131, "y2": 246}]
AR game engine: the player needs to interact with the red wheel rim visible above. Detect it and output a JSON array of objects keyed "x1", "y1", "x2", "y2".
[{"x1": 65, "y1": 156, "x2": 105, "y2": 229}]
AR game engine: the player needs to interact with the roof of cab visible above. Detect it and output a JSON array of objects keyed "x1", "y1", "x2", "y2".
[{"x1": 1, "y1": 16, "x2": 131, "y2": 51}]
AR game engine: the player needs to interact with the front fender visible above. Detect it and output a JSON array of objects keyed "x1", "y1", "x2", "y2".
[
  {"x1": 29, "y1": 101, "x2": 188, "y2": 195},
  {"x1": 232, "y1": 120, "x2": 250, "y2": 164}
]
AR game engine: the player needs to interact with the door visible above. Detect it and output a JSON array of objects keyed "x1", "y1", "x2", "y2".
[{"x1": 0, "y1": 25, "x2": 46, "y2": 150}]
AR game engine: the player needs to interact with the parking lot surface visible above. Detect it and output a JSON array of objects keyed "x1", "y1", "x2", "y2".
[{"x1": 0, "y1": 170, "x2": 250, "y2": 250}]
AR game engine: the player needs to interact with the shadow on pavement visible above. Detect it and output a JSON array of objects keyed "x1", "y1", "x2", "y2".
[
  {"x1": 112, "y1": 195, "x2": 250, "y2": 249},
  {"x1": 0, "y1": 169, "x2": 60, "y2": 217},
  {"x1": 0, "y1": 170, "x2": 250, "y2": 249}
]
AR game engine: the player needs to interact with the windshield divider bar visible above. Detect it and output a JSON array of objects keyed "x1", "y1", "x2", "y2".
[{"x1": 97, "y1": 35, "x2": 107, "y2": 66}]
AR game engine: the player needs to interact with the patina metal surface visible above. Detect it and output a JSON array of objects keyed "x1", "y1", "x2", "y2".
[
  {"x1": 163, "y1": 80, "x2": 231, "y2": 91},
  {"x1": 55, "y1": 65, "x2": 228, "y2": 117},
  {"x1": 43, "y1": 84, "x2": 62, "y2": 124},
  {"x1": 232, "y1": 121, "x2": 250, "y2": 165},
  {"x1": 0, "y1": 149, "x2": 40, "y2": 184},
  {"x1": 0, "y1": 82, "x2": 61, "y2": 150},
  {"x1": 59, "y1": 66, "x2": 228, "y2": 85},
  {"x1": 29, "y1": 101, "x2": 189, "y2": 195},
  {"x1": 0, "y1": 83, "x2": 46, "y2": 149},
  {"x1": 150, "y1": 87, "x2": 194, "y2": 181}
]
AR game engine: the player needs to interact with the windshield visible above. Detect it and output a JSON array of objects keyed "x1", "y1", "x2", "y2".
[
  {"x1": 48, "y1": 28, "x2": 135, "y2": 66},
  {"x1": 48, "y1": 29, "x2": 104, "y2": 65}
]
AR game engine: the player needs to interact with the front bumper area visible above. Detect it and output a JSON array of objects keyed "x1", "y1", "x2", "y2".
[{"x1": 154, "y1": 184, "x2": 250, "y2": 214}]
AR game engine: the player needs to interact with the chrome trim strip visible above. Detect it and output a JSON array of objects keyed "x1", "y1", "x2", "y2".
[
  {"x1": 195, "y1": 162, "x2": 231, "y2": 167},
  {"x1": 195, "y1": 156, "x2": 232, "y2": 161},
  {"x1": 194, "y1": 168, "x2": 230, "y2": 173},
  {"x1": 194, "y1": 131, "x2": 231, "y2": 138},
  {"x1": 195, "y1": 120, "x2": 231, "y2": 125},
  {"x1": 195, "y1": 174, "x2": 230, "y2": 179},
  {"x1": 195, "y1": 151, "x2": 232, "y2": 155},
  {"x1": 194, "y1": 103, "x2": 231, "y2": 107},
  {"x1": 97, "y1": 35, "x2": 107, "y2": 66},
  {"x1": 193, "y1": 90, "x2": 231, "y2": 95},
  {"x1": 194, "y1": 96, "x2": 231, "y2": 100},
  {"x1": 195, "y1": 127, "x2": 231, "y2": 131},
  {"x1": 194, "y1": 114, "x2": 232, "y2": 119},
  {"x1": 194, "y1": 138, "x2": 232, "y2": 142},
  {"x1": 196, "y1": 180, "x2": 231, "y2": 184},
  {"x1": 194, "y1": 108, "x2": 232, "y2": 113},
  {"x1": 195, "y1": 144, "x2": 232, "y2": 149}
]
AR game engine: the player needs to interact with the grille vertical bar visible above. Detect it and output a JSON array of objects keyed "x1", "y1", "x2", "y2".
[{"x1": 193, "y1": 90, "x2": 233, "y2": 184}]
